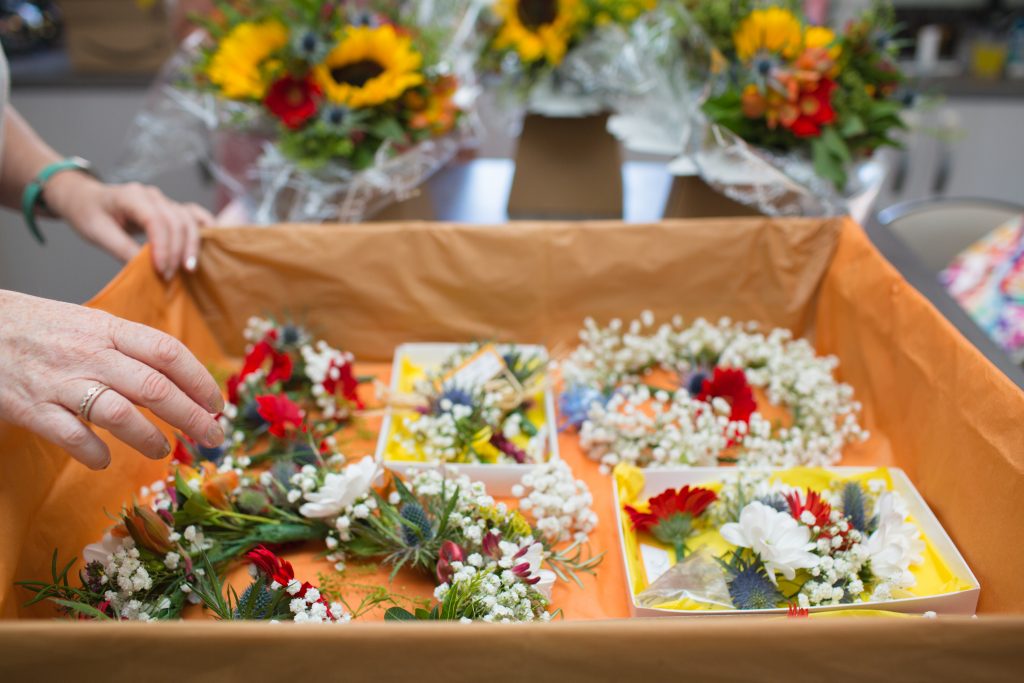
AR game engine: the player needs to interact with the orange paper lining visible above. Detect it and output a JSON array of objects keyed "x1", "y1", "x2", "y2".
[{"x1": 1, "y1": 217, "x2": 1022, "y2": 620}]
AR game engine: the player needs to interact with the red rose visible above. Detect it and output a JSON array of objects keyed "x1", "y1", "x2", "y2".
[{"x1": 264, "y1": 74, "x2": 322, "y2": 130}]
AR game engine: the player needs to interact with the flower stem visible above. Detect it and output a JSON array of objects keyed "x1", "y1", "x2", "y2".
[{"x1": 674, "y1": 541, "x2": 688, "y2": 562}]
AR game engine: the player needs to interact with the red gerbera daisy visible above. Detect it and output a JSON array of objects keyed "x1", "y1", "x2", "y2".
[
  {"x1": 264, "y1": 74, "x2": 322, "y2": 130},
  {"x1": 696, "y1": 367, "x2": 758, "y2": 423},
  {"x1": 785, "y1": 489, "x2": 833, "y2": 528},
  {"x1": 246, "y1": 545, "x2": 295, "y2": 587},
  {"x1": 786, "y1": 78, "x2": 837, "y2": 138},
  {"x1": 255, "y1": 394, "x2": 305, "y2": 438},
  {"x1": 625, "y1": 486, "x2": 717, "y2": 559},
  {"x1": 786, "y1": 488, "x2": 853, "y2": 549}
]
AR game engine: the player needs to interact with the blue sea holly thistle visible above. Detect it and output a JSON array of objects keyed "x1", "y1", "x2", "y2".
[
  {"x1": 625, "y1": 486, "x2": 717, "y2": 560},
  {"x1": 722, "y1": 555, "x2": 785, "y2": 611}
]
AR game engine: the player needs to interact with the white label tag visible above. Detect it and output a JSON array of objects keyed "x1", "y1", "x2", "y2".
[
  {"x1": 443, "y1": 345, "x2": 506, "y2": 389},
  {"x1": 640, "y1": 544, "x2": 673, "y2": 584}
]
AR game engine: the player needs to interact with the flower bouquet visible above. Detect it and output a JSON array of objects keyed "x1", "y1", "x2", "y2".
[
  {"x1": 114, "y1": 0, "x2": 478, "y2": 223},
  {"x1": 610, "y1": 0, "x2": 908, "y2": 216},
  {"x1": 559, "y1": 312, "x2": 868, "y2": 472},
  {"x1": 614, "y1": 466, "x2": 979, "y2": 615},
  {"x1": 478, "y1": 1, "x2": 664, "y2": 218},
  {"x1": 19, "y1": 321, "x2": 601, "y2": 624},
  {"x1": 479, "y1": 0, "x2": 660, "y2": 112},
  {"x1": 377, "y1": 343, "x2": 558, "y2": 495}
]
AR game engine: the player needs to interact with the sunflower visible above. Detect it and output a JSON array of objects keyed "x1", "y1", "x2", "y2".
[
  {"x1": 493, "y1": 0, "x2": 583, "y2": 66},
  {"x1": 206, "y1": 20, "x2": 289, "y2": 100},
  {"x1": 314, "y1": 25, "x2": 424, "y2": 109},
  {"x1": 733, "y1": 7, "x2": 803, "y2": 63}
]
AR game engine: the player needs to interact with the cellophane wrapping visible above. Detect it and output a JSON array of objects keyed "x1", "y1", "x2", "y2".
[
  {"x1": 604, "y1": 6, "x2": 885, "y2": 217},
  {"x1": 114, "y1": 2, "x2": 481, "y2": 224}
]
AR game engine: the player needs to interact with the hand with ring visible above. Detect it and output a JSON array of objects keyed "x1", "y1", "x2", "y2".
[{"x1": 0, "y1": 289, "x2": 225, "y2": 470}]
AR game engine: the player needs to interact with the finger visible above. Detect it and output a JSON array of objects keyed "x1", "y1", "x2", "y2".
[
  {"x1": 111, "y1": 320, "x2": 225, "y2": 417},
  {"x1": 117, "y1": 185, "x2": 173, "y2": 277},
  {"x1": 28, "y1": 405, "x2": 111, "y2": 470},
  {"x1": 147, "y1": 189, "x2": 185, "y2": 281},
  {"x1": 178, "y1": 205, "x2": 201, "y2": 273},
  {"x1": 59, "y1": 381, "x2": 170, "y2": 460},
  {"x1": 87, "y1": 214, "x2": 142, "y2": 263},
  {"x1": 95, "y1": 351, "x2": 222, "y2": 449}
]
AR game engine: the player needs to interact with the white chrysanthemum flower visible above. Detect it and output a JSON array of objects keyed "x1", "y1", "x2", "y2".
[
  {"x1": 299, "y1": 456, "x2": 379, "y2": 519},
  {"x1": 721, "y1": 501, "x2": 819, "y2": 584},
  {"x1": 866, "y1": 492, "x2": 925, "y2": 583}
]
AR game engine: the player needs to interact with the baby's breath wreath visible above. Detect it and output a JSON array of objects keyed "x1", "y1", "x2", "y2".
[{"x1": 559, "y1": 313, "x2": 868, "y2": 473}]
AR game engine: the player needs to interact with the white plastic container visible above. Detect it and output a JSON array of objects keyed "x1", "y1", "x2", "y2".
[
  {"x1": 614, "y1": 467, "x2": 980, "y2": 617},
  {"x1": 375, "y1": 343, "x2": 559, "y2": 496}
]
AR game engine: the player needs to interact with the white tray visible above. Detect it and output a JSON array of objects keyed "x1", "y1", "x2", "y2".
[
  {"x1": 375, "y1": 343, "x2": 559, "y2": 496},
  {"x1": 614, "y1": 467, "x2": 980, "y2": 617}
]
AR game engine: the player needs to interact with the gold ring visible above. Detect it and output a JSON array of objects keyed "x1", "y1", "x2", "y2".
[{"x1": 78, "y1": 383, "x2": 112, "y2": 423}]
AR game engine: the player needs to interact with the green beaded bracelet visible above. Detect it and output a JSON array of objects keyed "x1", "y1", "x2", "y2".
[{"x1": 20, "y1": 157, "x2": 96, "y2": 245}]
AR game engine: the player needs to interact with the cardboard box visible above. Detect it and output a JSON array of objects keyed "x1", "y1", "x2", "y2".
[
  {"x1": 1, "y1": 218, "x2": 1023, "y2": 679},
  {"x1": 368, "y1": 187, "x2": 437, "y2": 222},
  {"x1": 662, "y1": 175, "x2": 762, "y2": 218},
  {"x1": 507, "y1": 114, "x2": 623, "y2": 219},
  {"x1": 375, "y1": 343, "x2": 559, "y2": 496},
  {"x1": 58, "y1": 0, "x2": 174, "y2": 74},
  {"x1": 614, "y1": 467, "x2": 980, "y2": 617}
]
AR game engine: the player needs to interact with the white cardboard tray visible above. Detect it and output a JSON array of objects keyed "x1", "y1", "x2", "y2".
[
  {"x1": 613, "y1": 467, "x2": 980, "y2": 617},
  {"x1": 375, "y1": 343, "x2": 559, "y2": 496}
]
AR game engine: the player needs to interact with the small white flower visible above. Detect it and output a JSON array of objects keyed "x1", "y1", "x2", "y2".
[{"x1": 163, "y1": 552, "x2": 181, "y2": 570}]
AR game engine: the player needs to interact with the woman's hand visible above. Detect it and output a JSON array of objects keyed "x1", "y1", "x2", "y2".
[
  {"x1": 44, "y1": 172, "x2": 215, "y2": 281},
  {"x1": 0, "y1": 290, "x2": 225, "y2": 470}
]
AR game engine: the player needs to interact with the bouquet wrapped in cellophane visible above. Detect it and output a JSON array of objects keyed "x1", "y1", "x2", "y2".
[
  {"x1": 115, "y1": 0, "x2": 479, "y2": 223},
  {"x1": 609, "y1": 0, "x2": 909, "y2": 216},
  {"x1": 478, "y1": 0, "x2": 667, "y2": 118}
]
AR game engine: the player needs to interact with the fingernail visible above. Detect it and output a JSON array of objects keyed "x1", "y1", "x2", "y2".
[
  {"x1": 161, "y1": 440, "x2": 172, "y2": 457},
  {"x1": 209, "y1": 393, "x2": 225, "y2": 414},
  {"x1": 205, "y1": 424, "x2": 225, "y2": 447},
  {"x1": 100, "y1": 459, "x2": 111, "y2": 471},
  {"x1": 185, "y1": 256, "x2": 198, "y2": 272}
]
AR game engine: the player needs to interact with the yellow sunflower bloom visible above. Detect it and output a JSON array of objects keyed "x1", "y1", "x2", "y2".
[
  {"x1": 314, "y1": 25, "x2": 424, "y2": 109},
  {"x1": 206, "y1": 20, "x2": 288, "y2": 100},
  {"x1": 493, "y1": 0, "x2": 584, "y2": 66},
  {"x1": 804, "y1": 25, "x2": 842, "y2": 61},
  {"x1": 733, "y1": 7, "x2": 804, "y2": 63}
]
